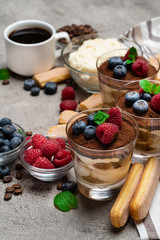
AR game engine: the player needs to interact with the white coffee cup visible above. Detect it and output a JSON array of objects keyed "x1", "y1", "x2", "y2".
[{"x1": 4, "y1": 20, "x2": 70, "y2": 76}]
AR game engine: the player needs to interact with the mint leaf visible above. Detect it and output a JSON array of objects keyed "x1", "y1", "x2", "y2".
[
  {"x1": 126, "y1": 59, "x2": 134, "y2": 64},
  {"x1": 129, "y1": 47, "x2": 137, "y2": 61},
  {"x1": 17, "y1": 129, "x2": 22, "y2": 134},
  {"x1": 139, "y1": 80, "x2": 152, "y2": 94},
  {"x1": 54, "y1": 191, "x2": 78, "y2": 212},
  {"x1": 153, "y1": 85, "x2": 160, "y2": 95},
  {"x1": 152, "y1": 83, "x2": 157, "y2": 93},
  {"x1": 0, "y1": 68, "x2": 10, "y2": 80},
  {"x1": 94, "y1": 111, "x2": 109, "y2": 125}
]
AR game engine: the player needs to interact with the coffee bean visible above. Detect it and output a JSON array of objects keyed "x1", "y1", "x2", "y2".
[
  {"x1": 6, "y1": 186, "x2": 14, "y2": 193},
  {"x1": 12, "y1": 183, "x2": 21, "y2": 189},
  {"x1": 2, "y1": 80, "x2": 10, "y2": 85},
  {"x1": 14, "y1": 188, "x2": 23, "y2": 195},
  {"x1": 25, "y1": 131, "x2": 32, "y2": 136},
  {"x1": 3, "y1": 175, "x2": 12, "y2": 183},
  {"x1": 15, "y1": 163, "x2": 23, "y2": 170},
  {"x1": 4, "y1": 193, "x2": 12, "y2": 201},
  {"x1": 16, "y1": 172, "x2": 22, "y2": 180},
  {"x1": 57, "y1": 182, "x2": 63, "y2": 190}
]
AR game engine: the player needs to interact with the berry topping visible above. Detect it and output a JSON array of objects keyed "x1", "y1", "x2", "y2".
[
  {"x1": 150, "y1": 93, "x2": 160, "y2": 114},
  {"x1": 107, "y1": 107, "x2": 122, "y2": 128},
  {"x1": 124, "y1": 47, "x2": 137, "y2": 63},
  {"x1": 32, "y1": 134, "x2": 47, "y2": 149},
  {"x1": 108, "y1": 57, "x2": 123, "y2": 70},
  {"x1": 10, "y1": 137, "x2": 22, "y2": 149},
  {"x1": 96, "y1": 123, "x2": 119, "y2": 145},
  {"x1": 0, "y1": 165, "x2": 10, "y2": 179},
  {"x1": 0, "y1": 118, "x2": 12, "y2": 127},
  {"x1": 87, "y1": 112, "x2": 97, "y2": 126},
  {"x1": 41, "y1": 140, "x2": 60, "y2": 158},
  {"x1": 33, "y1": 156, "x2": 55, "y2": 169},
  {"x1": 60, "y1": 100, "x2": 77, "y2": 111},
  {"x1": 72, "y1": 121, "x2": 87, "y2": 135},
  {"x1": 140, "y1": 92, "x2": 151, "y2": 102},
  {"x1": 122, "y1": 61, "x2": 131, "y2": 70},
  {"x1": 61, "y1": 86, "x2": 75, "y2": 100},
  {"x1": 84, "y1": 125, "x2": 96, "y2": 139},
  {"x1": 55, "y1": 137, "x2": 66, "y2": 149},
  {"x1": 44, "y1": 82, "x2": 57, "y2": 95},
  {"x1": 125, "y1": 91, "x2": 140, "y2": 107},
  {"x1": 24, "y1": 79, "x2": 35, "y2": 91},
  {"x1": 123, "y1": 49, "x2": 130, "y2": 61},
  {"x1": 2, "y1": 124, "x2": 16, "y2": 136},
  {"x1": 24, "y1": 148, "x2": 42, "y2": 165},
  {"x1": 54, "y1": 149, "x2": 72, "y2": 167},
  {"x1": 133, "y1": 100, "x2": 148, "y2": 115},
  {"x1": 132, "y1": 58, "x2": 149, "y2": 77},
  {"x1": 31, "y1": 87, "x2": 40, "y2": 96},
  {"x1": 139, "y1": 88, "x2": 144, "y2": 94},
  {"x1": 113, "y1": 65, "x2": 127, "y2": 79}
]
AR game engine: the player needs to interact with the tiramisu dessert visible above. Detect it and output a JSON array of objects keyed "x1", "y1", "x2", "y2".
[
  {"x1": 66, "y1": 107, "x2": 138, "y2": 200},
  {"x1": 116, "y1": 79, "x2": 160, "y2": 158},
  {"x1": 97, "y1": 47, "x2": 159, "y2": 107}
]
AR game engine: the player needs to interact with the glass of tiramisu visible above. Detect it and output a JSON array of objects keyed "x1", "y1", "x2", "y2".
[
  {"x1": 66, "y1": 107, "x2": 138, "y2": 201},
  {"x1": 116, "y1": 80, "x2": 160, "y2": 161},
  {"x1": 97, "y1": 47, "x2": 160, "y2": 107}
]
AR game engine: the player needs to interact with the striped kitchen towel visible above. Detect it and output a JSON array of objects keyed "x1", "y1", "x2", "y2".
[{"x1": 135, "y1": 182, "x2": 160, "y2": 240}]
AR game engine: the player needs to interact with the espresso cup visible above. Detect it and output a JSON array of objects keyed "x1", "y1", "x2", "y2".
[{"x1": 4, "y1": 20, "x2": 70, "y2": 76}]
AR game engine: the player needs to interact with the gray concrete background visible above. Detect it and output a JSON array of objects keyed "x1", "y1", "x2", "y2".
[{"x1": 0, "y1": 0, "x2": 160, "y2": 239}]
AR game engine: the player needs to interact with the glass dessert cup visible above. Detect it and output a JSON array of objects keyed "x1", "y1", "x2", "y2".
[
  {"x1": 66, "y1": 108, "x2": 138, "y2": 201},
  {"x1": 97, "y1": 49, "x2": 160, "y2": 108},
  {"x1": 116, "y1": 80, "x2": 160, "y2": 161},
  {"x1": 61, "y1": 34, "x2": 141, "y2": 93}
]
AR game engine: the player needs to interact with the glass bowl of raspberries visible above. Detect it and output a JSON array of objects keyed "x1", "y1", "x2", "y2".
[
  {"x1": 0, "y1": 117, "x2": 26, "y2": 166},
  {"x1": 19, "y1": 134, "x2": 73, "y2": 181}
]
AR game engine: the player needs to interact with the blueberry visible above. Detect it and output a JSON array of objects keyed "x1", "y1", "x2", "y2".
[
  {"x1": 2, "y1": 124, "x2": 16, "y2": 136},
  {"x1": 72, "y1": 121, "x2": 87, "y2": 135},
  {"x1": 0, "y1": 145, "x2": 11, "y2": 153},
  {"x1": 0, "y1": 118, "x2": 12, "y2": 127},
  {"x1": 84, "y1": 125, "x2": 96, "y2": 139},
  {"x1": 3, "y1": 139, "x2": 10, "y2": 146},
  {"x1": 0, "y1": 131, "x2": 4, "y2": 139},
  {"x1": 113, "y1": 65, "x2": 127, "y2": 79},
  {"x1": 87, "y1": 112, "x2": 97, "y2": 126},
  {"x1": 108, "y1": 57, "x2": 123, "y2": 70},
  {"x1": 10, "y1": 137, "x2": 22, "y2": 149},
  {"x1": 122, "y1": 61, "x2": 132, "y2": 70},
  {"x1": 31, "y1": 87, "x2": 40, "y2": 96},
  {"x1": 44, "y1": 82, "x2": 57, "y2": 95},
  {"x1": 61, "y1": 181, "x2": 78, "y2": 193},
  {"x1": 133, "y1": 100, "x2": 148, "y2": 115},
  {"x1": 24, "y1": 78, "x2": 35, "y2": 90},
  {"x1": 12, "y1": 131, "x2": 24, "y2": 140},
  {"x1": 140, "y1": 92, "x2": 151, "y2": 102},
  {"x1": 0, "y1": 139, "x2": 4, "y2": 146},
  {"x1": 125, "y1": 91, "x2": 140, "y2": 107},
  {"x1": 0, "y1": 165, "x2": 10, "y2": 179}
]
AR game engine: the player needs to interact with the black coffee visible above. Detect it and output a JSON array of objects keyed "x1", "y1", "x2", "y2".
[{"x1": 9, "y1": 27, "x2": 52, "y2": 44}]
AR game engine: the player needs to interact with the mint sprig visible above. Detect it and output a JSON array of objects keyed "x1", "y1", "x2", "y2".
[
  {"x1": 54, "y1": 191, "x2": 78, "y2": 212},
  {"x1": 126, "y1": 47, "x2": 137, "y2": 64},
  {"x1": 0, "y1": 68, "x2": 10, "y2": 80},
  {"x1": 94, "y1": 111, "x2": 109, "y2": 125},
  {"x1": 139, "y1": 79, "x2": 160, "y2": 95}
]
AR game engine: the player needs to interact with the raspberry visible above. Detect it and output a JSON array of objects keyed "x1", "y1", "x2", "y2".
[
  {"x1": 26, "y1": 136, "x2": 32, "y2": 148},
  {"x1": 55, "y1": 138, "x2": 66, "y2": 149},
  {"x1": 60, "y1": 100, "x2": 77, "y2": 111},
  {"x1": 24, "y1": 148, "x2": 42, "y2": 165},
  {"x1": 132, "y1": 58, "x2": 149, "y2": 77},
  {"x1": 150, "y1": 93, "x2": 160, "y2": 113},
  {"x1": 96, "y1": 123, "x2": 119, "y2": 144},
  {"x1": 41, "y1": 139, "x2": 60, "y2": 158},
  {"x1": 33, "y1": 156, "x2": 55, "y2": 169},
  {"x1": 61, "y1": 87, "x2": 75, "y2": 100},
  {"x1": 139, "y1": 88, "x2": 144, "y2": 94},
  {"x1": 54, "y1": 149, "x2": 72, "y2": 167},
  {"x1": 123, "y1": 49, "x2": 130, "y2": 61},
  {"x1": 32, "y1": 134, "x2": 47, "y2": 149},
  {"x1": 107, "y1": 107, "x2": 122, "y2": 128}
]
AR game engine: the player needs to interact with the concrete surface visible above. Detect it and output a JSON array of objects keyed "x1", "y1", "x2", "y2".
[{"x1": 0, "y1": 0, "x2": 160, "y2": 239}]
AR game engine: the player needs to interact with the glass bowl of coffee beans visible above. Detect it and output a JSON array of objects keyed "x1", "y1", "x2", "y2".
[{"x1": 0, "y1": 118, "x2": 26, "y2": 165}]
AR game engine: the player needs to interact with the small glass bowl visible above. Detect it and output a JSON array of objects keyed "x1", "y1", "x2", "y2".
[
  {"x1": 97, "y1": 49, "x2": 160, "y2": 107},
  {"x1": 0, "y1": 123, "x2": 26, "y2": 166},
  {"x1": 61, "y1": 33, "x2": 141, "y2": 93},
  {"x1": 19, "y1": 135, "x2": 73, "y2": 182},
  {"x1": 116, "y1": 80, "x2": 160, "y2": 161},
  {"x1": 66, "y1": 108, "x2": 138, "y2": 201}
]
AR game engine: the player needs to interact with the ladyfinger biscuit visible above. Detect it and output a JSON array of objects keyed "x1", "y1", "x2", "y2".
[
  {"x1": 78, "y1": 93, "x2": 103, "y2": 111},
  {"x1": 48, "y1": 124, "x2": 67, "y2": 138},
  {"x1": 129, "y1": 157, "x2": 160, "y2": 221},
  {"x1": 110, "y1": 163, "x2": 144, "y2": 228},
  {"x1": 59, "y1": 110, "x2": 78, "y2": 124},
  {"x1": 33, "y1": 67, "x2": 71, "y2": 88}
]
